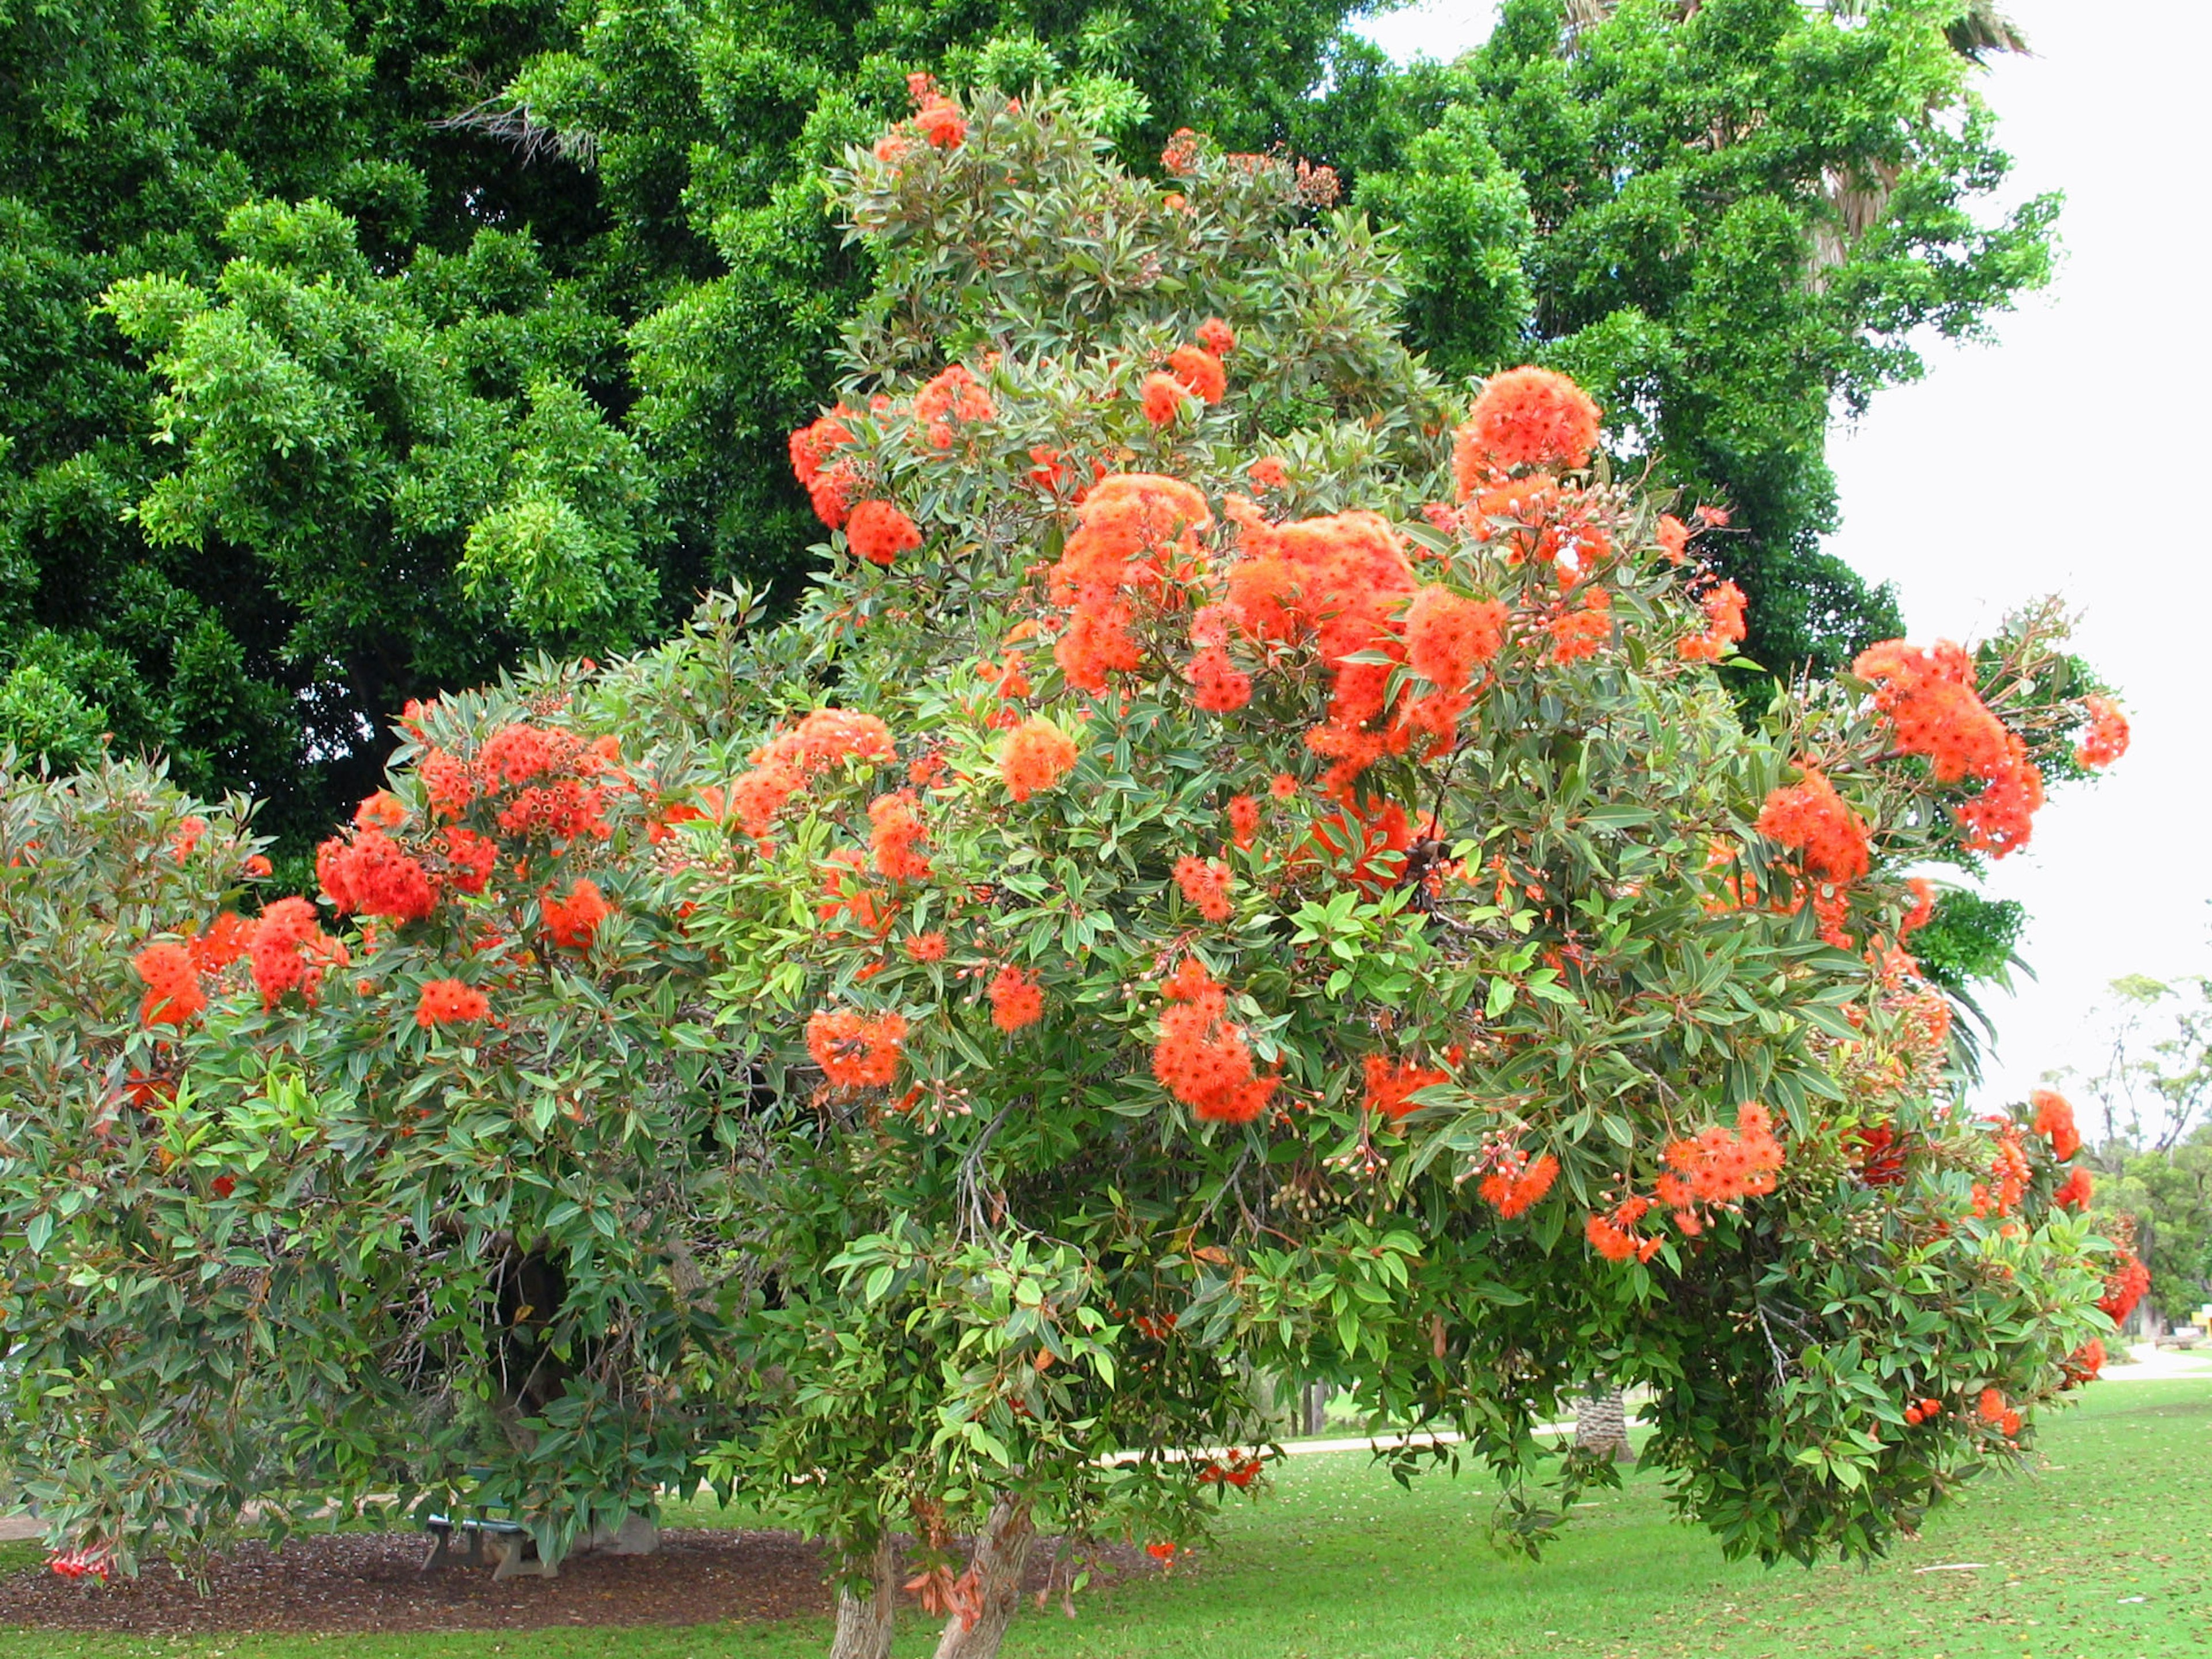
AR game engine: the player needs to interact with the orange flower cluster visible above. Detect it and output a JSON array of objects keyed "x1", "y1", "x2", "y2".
[
  {"x1": 2052, "y1": 1166, "x2": 2093, "y2": 1210},
  {"x1": 1677, "y1": 580, "x2": 1747, "y2": 663},
  {"x1": 987, "y1": 965, "x2": 1044, "y2": 1033},
  {"x1": 1976, "y1": 1387, "x2": 2023, "y2": 1440},
  {"x1": 1247, "y1": 456, "x2": 1287, "y2": 490},
  {"x1": 1226, "y1": 794, "x2": 1260, "y2": 849},
  {"x1": 1362, "y1": 1054, "x2": 1449, "y2": 1123},
  {"x1": 846, "y1": 499, "x2": 922, "y2": 566},
  {"x1": 1165, "y1": 344, "x2": 1226, "y2": 404},
  {"x1": 433, "y1": 723, "x2": 622, "y2": 848},
  {"x1": 1000, "y1": 716, "x2": 1080, "y2": 802},
  {"x1": 789, "y1": 405, "x2": 858, "y2": 528},
  {"x1": 1196, "y1": 1449, "x2": 1263, "y2": 1489},
  {"x1": 2099, "y1": 1237, "x2": 2149, "y2": 1325},
  {"x1": 134, "y1": 942, "x2": 205, "y2": 1027},
  {"x1": 914, "y1": 363, "x2": 994, "y2": 440},
  {"x1": 542, "y1": 878, "x2": 609, "y2": 949},
  {"x1": 1152, "y1": 958, "x2": 1274, "y2": 1124},
  {"x1": 806, "y1": 1006, "x2": 908, "y2": 1089},
  {"x1": 869, "y1": 790, "x2": 931, "y2": 882},
  {"x1": 1478, "y1": 1149, "x2": 1560, "y2": 1218},
  {"x1": 1586, "y1": 1196, "x2": 1661, "y2": 1263},
  {"x1": 1197, "y1": 318, "x2": 1237, "y2": 357},
  {"x1": 1404, "y1": 584, "x2": 1505, "y2": 694},
  {"x1": 2031, "y1": 1088, "x2": 2082, "y2": 1161},
  {"x1": 1971, "y1": 1127, "x2": 2031, "y2": 1218},
  {"x1": 1853, "y1": 639, "x2": 2044, "y2": 857},
  {"x1": 903, "y1": 930, "x2": 948, "y2": 963},
  {"x1": 1141, "y1": 373, "x2": 1187, "y2": 425},
  {"x1": 1902, "y1": 1393, "x2": 1944, "y2": 1426},
  {"x1": 1452, "y1": 366, "x2": 1603, "y2": 484},
  {"x1": 2074, "y1": 694, "x2": 2129, "y2": 769},
  {"x1": 416, "y1": 978, "x2": 490, "y2": 1029},
  {"x1": 1756, "y1": 770, "x2": 1871, "y2": 885},
  {"x1": 1653, "y1": 1104, "x2": 1785, "y2": 1234},
  {"x1": 1224, "y1": 506, "x2": 1429, "y2": 790},
  {"x1": 819, "y1": 847, "x2": 895, "y2": 939},
  {"x1": 1304, "y1": 794, "x2": 1416, "y2": 892},
  {"x1": 248, "y1": 897, "x2": 346, "y2": 1009},
  {"x1": 1173, "y1": 854, "x2": 1233, "y2": 922},
  {"x1": 318, "y1": 827, "x2": 437, "y2": 924},
  {"x1": 906, "y1": 73, "x2": 966, "y2": 149},
  {"x1": 726, "y1": 708, "x2": 897, "y2": 841},
  {"x1": 1546, "y1": 587, "x2": 1612, "y2": 665},
  {"x1": 1048, "y1": 472, "x2": 1211, "y2": 692},
  {"x1": 2061, "y1": 1337, "x2": 2105, "y2": 1387},
  {"x1": 1187, "y1": 602, "x2": 1251, "y2": 713}
]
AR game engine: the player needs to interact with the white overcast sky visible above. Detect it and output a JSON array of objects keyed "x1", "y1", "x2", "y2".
[{"x1": 1355, "y1": 0, "x2": 2212, "y2": 1105}]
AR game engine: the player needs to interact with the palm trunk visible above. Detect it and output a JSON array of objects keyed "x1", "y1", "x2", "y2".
[
  {"x1": 829, "y1": 1532, "x2": 900, "y2": 1659},
  {"x1": 1574, "y1": 1382, "x2": 1633, "y2": 1462},
  {"x1": 931, "y1": 1495, "x2": 1034, "y2": 1659}
]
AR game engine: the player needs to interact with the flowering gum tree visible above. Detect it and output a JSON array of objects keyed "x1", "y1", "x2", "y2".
[{"x1": 0, "y1": 86, "x2": 2127, "y2": 1649}]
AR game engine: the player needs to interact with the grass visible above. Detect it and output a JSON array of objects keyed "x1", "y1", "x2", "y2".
[{"x1": 3, "y1": 1378, "x2": 2206, "y2": 1659}]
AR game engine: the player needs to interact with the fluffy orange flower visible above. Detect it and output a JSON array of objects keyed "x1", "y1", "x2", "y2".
[
  {"x1": 249, "y1": 897, "x2": 345, "y2": 1009},
  {"x1": 1247, "y1": 456, "x2": 1287, "y2": 490},
  {"x1": 987, "y1": 965, "x2": 1044, "y2": 1033},
  {"x1": 1173, "y1": 855, "x2": 1234, "y2": 922},
  {"x1": 806, "y1": 1007, "x2": 908, "y2": 1088},
  {"x1": 1478, "y1": 1151, "x2": 1560, "y2": 1218},
  {"x1": 1152, "y1": 960, "x2": 1274, "y2": 1123},
  {"x1": 1227, "y1": 794, "x2": 1260, "y2": 850},
  {"x1": 1362, "y1": 1054, "x2": 1449, "y2": 1122},
  {"x1": 846, "y1": 500, "x2": 923, "y2": 566},
  {"x1": 1404, "y1": 585, "x2": 1505, "y2": 692},
  {"x1": 1196, "y1": 317, "x2": 1237, "y2": 356},
  {"x1": 1678, "y1": 580, "x2": 1748, "y2": 662},
  {"x1": 2075, "y1": 694, "x2": 2130, "y2": 769},
  {"x1": 416, "y1": 978, "x2": 490, "y2": 1029},
  {"x1": 318, "y1": 828, "x2": 437, "y2": 924},
  {"x1": 1166, "y1": 344, "x2": 1226, "y2": 404},
  {"x1": 134, "y1": 941, "x2": 206, "y2": 1028},
  {"x1": 913, "y1": 94, "x2": 965, "y2": 149},
  {"x1": 542, "y1": 878, "x2": 609, "y2": 949},
  {"x1": 2052, "y1": 1166, "x2": 2093, "y2": 1210},
  {"x1": 2031, "y1": 1088, "x2": 2082, "y2": 1161},
  {"x1": 1000, "y1": 717, "x2": 1080, "y2": 802},
  {"x1": 869, "y1": 790, "x2": 932, "y2": 882},
  {"x1": 903, "y1": 931, "x2": 948, "y2": 963},
  {"x1": 1455, "y1": 367, "x2": 1602, "y2": 486},
  {"x1": 1141, "y1": 372, "x2": 1187, "y2": 425},
  {"x1": 1756, "y1": 770, "x2": 1871, "y2": 885}
]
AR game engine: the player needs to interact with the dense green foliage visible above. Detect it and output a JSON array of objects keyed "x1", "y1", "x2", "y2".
[{"x1": 2, "y1": 0, "x2": 2052, "y2": 860}]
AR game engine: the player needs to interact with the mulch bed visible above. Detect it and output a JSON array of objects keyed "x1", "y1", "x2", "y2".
[{"x1": 0, "y1": 1528, "x2": 1162, "y2": 1635}]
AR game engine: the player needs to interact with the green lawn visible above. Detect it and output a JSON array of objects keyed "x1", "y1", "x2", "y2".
[{"x1": 5, "y1": 1378, "x2": 2206, "y2": 1659}]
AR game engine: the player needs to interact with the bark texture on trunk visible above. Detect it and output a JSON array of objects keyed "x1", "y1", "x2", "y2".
[
  {"x1": 931, "y1": 1495, "x2": 1035, "y2": 1659},
  {"x1": 828, "y1": 1532, "x2": 900, "y2": 1659},
  {"x1": 1574, "y1": 1382, "x2": 1633, "y2": 1461}
]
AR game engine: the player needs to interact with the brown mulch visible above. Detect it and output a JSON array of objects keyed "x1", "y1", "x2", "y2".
[{"x1": 0, "y1": 1528, "x2": 1162, "y2": 1635}]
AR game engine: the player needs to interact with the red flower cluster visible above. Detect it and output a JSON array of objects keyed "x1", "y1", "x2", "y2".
[
  {"x1": 1196, "y1": 1449, "x2": 1263, "y2": 1488},
  {"x1": 1141, "y1": 373, "x2": 1188, "y2": 425},
  {"x1": 846, "y1": 499, "x2": 923, "y2": 566},
  {"x1": 1362, "y1": 1054, "x2": 1449, "y2": 1123},
  {"x1": 807, "y1": 1007, "x2": 908, "y2": 1089},
  {"x1": 1227, "y1": 794, "x2": 1260, "y2": 850},
  {"x1": 1677, "y1": 580, "x2": 1747, "y2": 663},
  {"x1": 1756, "y1": 770, "x2": 1871, "y2": 885},
  {"x1": 1187, "y1": 602, "x2": 1251, "y2": 713},
  {"x1": 542, "y1": 878, "x2": 609, "y2": 949},
  {"x1": 1976, "y1": 1387, "x2": 2023, "y2": 1440},
  {"x1": 2075, "y1": 694, "x2": 2130, "y2": 769},
  {"x1": 2052, "y1": 1166, "x2": 2093, "y2": 1210},
  {"x1": 726, "y1": 707, "x2": 897, "y2": 841},
  {"x1": 1586, "y1": 1196, "x2": 1661, "y2": 1263},
  {"x1": 1404, "y1": 584, "x2": 1505, "y2": 694},
  {"x1": 2062, "y1": 1337, "x2": 2106, "y2": 1386},
  {"x1": 134, "y1": 941, "x2": 206, "y2": 1027},
  {"x1": 1247, "y1": 456, "x2": 1287, "y2": 490},
  {"x1": 790, "y1": 405, "x2": 858, "y2": 528},
  {"x1": 1853, "y1": 639, "x2": 2044, "y2": 857},
  {"x1": 819, "y1": 848, "x2": 895, "y2": 939},
  {"x1": 1000, "y1": 717, "x2": 1080, "y2": 802},
  {"x1": 2099, "y1": 1239, "x2": 2150, "y2": 1326},
  {"x1": 907, "y1": 74, "x2": 967, "y2": 149},
  {"x1": 1452, "y1": 366, "x2": 1603, "y2": 484},
  {"x1": 416, "y1": 978, "x2": 490, "y2": 1029},
  {"x1": 1478, "y1": 1149, "x2": 1560, "y2": 1218},
  {"x1": 1972, "y1": 1127, "x2": 2031, "y2": 1218},
  {"x1": 904, "y1": 931, "x2": 948, "y2": 963},
  {"x1": 1173, "y1": 854, "x2": 1234, "y2": 922},
  {"x1": 988, "y1": 965, "x2": 1044, "y2": 1033},
  {"x1": 1653, "y1": 1103, "x2": 1785, "y2": 1234},
  {"x1": 1546, "y1": 587, "x2": 1612, "y2": 665},
  {"x1": 1902, "y1": 1395, "x2": 1945, "y2": 1426},
  {"x1": 318, "y1": 827, "x2": 437, "y2": 924},
  {"x1": 1048, "y1": 473, "x2": 1211, "y2": 692},
  {"x1": 47, "y1": 1548, "x2": 111, "y2": 1582},
  {"x1": 1152, "y1": 959, "x2": 1274, "y2": 1123},
  {"x1": 171, "y1": 815, "x2": 207, "y2": 859},
  {"x1": 869, "y1": 791, "x2": 931, "y2": 882},
  {"x1": 1165, "y1": 344, "x2": 1226, "y2": 404},
  {"x1": 1197, "y1": 318, "x2": 1237, "y2": 357},
  {"x1": 444, "y1": 723, "x2": 621, "y2": 849},
  {"x1": 2031, "y1": 1088, "x2": 2082, "y2": 1161},
  {"x1": 249, "y1": 897, "x2": 346, "y2": 1009},
  {"x1": 1847, "y1": 1123, "x2": 1909, "y2": 1188}
]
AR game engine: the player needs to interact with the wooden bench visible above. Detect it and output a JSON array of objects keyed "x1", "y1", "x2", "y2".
[{"x1": 419, "y1": 1513, "x2": 556, "y2": 1579}]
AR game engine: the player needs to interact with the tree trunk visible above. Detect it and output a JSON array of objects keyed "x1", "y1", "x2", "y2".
[
  {"x1": 1574, "y1": 1382, "x2": 1633, "y2": 1462},
  {"x1": 1302, "y1": 1381, "x2": 1327, "y2": 1437},
  {"x1": 931, "y1": 1495, "x2": 1034, "y2": 1659},
  {"x1": 829, "y1": 1532, "x2": 900, "y2": 1659}
]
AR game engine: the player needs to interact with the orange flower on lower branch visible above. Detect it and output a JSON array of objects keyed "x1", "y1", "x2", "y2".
[
  {"x1": 1586, "y1": 1196, "x2": 1660, "y2": 1263},
  {"x1": 807, "y1": 1007, "x2": 908, "y2": 1089},
  {"x1": 416, "y1": 979, "x2": 490, "y2": 1029}
]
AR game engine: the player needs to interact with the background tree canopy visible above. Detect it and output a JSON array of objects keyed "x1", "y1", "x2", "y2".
[{"x1": 0, "y1": 0, "x2": 2052, "y2": 858}]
